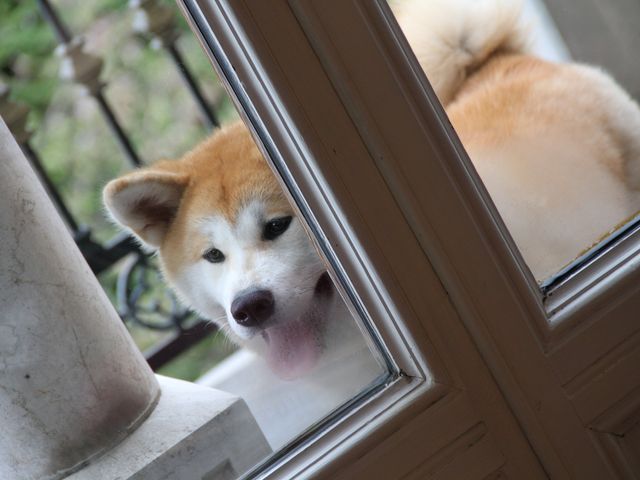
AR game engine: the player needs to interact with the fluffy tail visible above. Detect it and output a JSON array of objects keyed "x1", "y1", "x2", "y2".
[{"x1": 394, "y1": 0, "x2": 529, "y2": 104}]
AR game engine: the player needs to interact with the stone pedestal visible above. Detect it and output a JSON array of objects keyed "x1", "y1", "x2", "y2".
[
  {"x1": 0, "y1": 119, "x2": 160, "y2": 479},
  {"x1": 69, "y1": 376, "x2": 271, "y2": 480}
]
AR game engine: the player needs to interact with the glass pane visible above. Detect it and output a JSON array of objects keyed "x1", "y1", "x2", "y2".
[
  {"x1": 101, "y1": 73, "x2": 389, "y2": 474},
  {"x1": 394, "y1": 0, "x2": 640, "y2": 284},
  {"x1": 1, "y1": 1, "x2": 390, "y2": 477}
]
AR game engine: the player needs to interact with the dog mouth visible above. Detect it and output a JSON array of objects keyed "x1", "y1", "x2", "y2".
[
  {"x1": 314, "y1": 271, "x2": 333, "y2": 297},
  {"x1": 260, "y1": 272, "x2": 334, "y2": 380}
]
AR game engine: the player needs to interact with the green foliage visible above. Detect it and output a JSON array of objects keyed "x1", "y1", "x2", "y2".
[
  {"x1": 0, "y1": 1, "x2": 57, "y2": 117},
  {"x1": 1, "y1": 0, "x2": 239, "y2": 380},
  {"x1": 94, "y1": 0, "x2": 128, "y2": 16},
  {"x1": 0, "y1": 2, "x2": 54, "y2": 64}
]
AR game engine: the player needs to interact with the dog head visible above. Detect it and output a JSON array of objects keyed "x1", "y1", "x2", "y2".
[{"x1": 103, "y1": 122, "x2": 344, "y2": 379}]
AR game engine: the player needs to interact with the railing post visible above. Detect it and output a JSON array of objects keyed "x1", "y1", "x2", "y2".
[
  {"x1": 0, "y1": 118, "x2": 160, "y2": 479},
  {"x1": 37, "y1": 0, "x2": 144, "y2": 167},
  {"x1": 130, "y1": 0, "x2": 220, "y2": 128}
]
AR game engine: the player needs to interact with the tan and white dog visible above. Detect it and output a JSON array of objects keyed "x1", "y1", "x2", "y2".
[
  {"x1": 104, "y1": 0, "x2": 640, "y2": 379},
  {"x1": 103, "y1": 123, "x2": 365, "y2": 380}
]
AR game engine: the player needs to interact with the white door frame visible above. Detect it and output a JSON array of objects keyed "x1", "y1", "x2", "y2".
[{"x1": 178, "y1": 0, "x2": 640, "y2": 478}]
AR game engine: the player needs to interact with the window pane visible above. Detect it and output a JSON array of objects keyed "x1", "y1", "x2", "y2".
[
  {"x1": 394, "y1": 0, "x2": 640, "y2": 284},
  {"x1": 1, "y1": 1, "x2": 390, "y2": 477}
]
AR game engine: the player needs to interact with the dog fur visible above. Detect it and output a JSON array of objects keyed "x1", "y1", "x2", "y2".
[
  {"x1": 104, "y1": 0, "x2": 640, "y2": 378},
  {"x1": 396, "y1": 0, "x2": 640, "y2": 279}
]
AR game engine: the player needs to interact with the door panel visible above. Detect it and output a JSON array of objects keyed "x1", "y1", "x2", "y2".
[{"x1": 180, "y1": 0, "x2": 640, "y2": 477}]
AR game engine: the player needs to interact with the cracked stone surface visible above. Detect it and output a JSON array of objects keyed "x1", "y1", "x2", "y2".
[{"x1": 0, "y1": 119, "x2": 160, "y2": 480}]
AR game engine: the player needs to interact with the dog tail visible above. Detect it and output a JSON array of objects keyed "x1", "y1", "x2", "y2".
[{"x1": 395, "y1": 0, "x2": 529, "y2": 105}]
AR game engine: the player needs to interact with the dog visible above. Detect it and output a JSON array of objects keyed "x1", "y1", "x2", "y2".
[
  {"x1": 396, "y1": 0, "x2": 640, "y2": 280},
  {"x1": 103, "y1": 0, "x2": 640, "y2": 381},
  {"x1": 103, "y1": 122, "x2": 368, "y2": 381}
]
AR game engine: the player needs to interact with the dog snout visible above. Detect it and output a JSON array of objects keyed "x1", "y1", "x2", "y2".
[{"x1": 231, "y1": 289, "x2": 275, "y2": 327}]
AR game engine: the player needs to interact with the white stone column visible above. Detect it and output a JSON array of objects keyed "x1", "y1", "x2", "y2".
[{"x1": 0, "y1": 119, "x2": 160, "y2": 479}]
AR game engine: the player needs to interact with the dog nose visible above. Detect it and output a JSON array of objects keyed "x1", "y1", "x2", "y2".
[{"x1": 231, "y1": 289, "x2": 275, "y2": 327}]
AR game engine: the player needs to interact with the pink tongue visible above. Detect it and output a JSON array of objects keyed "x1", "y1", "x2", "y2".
[{"x1": 264, "y1": 321, "x2": 321, "y2": 380}]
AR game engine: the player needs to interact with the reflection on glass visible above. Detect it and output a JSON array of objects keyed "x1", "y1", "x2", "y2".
[{"x1": 395, "y1": 0, "x2": 640, "y2": 282}]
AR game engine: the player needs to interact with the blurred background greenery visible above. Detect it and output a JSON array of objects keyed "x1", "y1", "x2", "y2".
[{"x1": 0, "y1": 0, "x2": 239, "y2": 380}]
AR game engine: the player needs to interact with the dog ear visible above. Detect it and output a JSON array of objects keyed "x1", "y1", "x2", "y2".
[{"x1": 103, "y1": 168, "x2": 189, "y2": 248}]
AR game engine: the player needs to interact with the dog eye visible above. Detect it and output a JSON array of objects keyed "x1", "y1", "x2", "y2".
[
  {"x1": 203, "y1": 248, "x2": 225, "y2": 263},
  {"x1": 263, "y1": 216, "x2": 292, "y2": 240}
]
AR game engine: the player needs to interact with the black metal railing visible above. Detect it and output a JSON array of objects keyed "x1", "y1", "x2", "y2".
[{"x1": 1, "y1": 0, "x2": 223, "y2": 372}]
